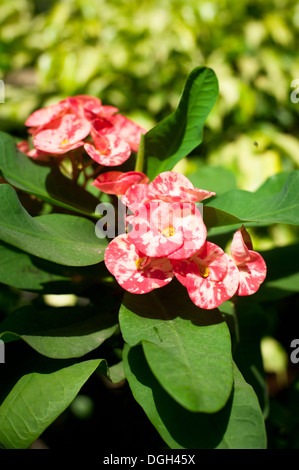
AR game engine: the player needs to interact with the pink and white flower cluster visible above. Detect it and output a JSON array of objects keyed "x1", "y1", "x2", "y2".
[
  {"x1": 19, "y1": 96, "x2": 267, "y2": 311},
  {"x1": 103, "y1": 171, "x2": 267, "y2": 309},
  {"x1": 17, "y1": 95, "x2": 146, "y2": 166}
]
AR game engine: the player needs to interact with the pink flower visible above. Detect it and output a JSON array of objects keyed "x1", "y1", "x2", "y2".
[
  {"x1": 230, "y1": 226, "x2": 267, "y2": 296},
  {"x1": 121, "y1": 171, "x2": 215, "y2": 213},
  {"x1": 33, "y1": 113, "x2": 91, "y2": 155},
  {"x1": 104, "y1": 114, "x2": 147, "y2": 153},
  {"x1": 24, "y1": 95, "x2": 146, "y2": 162},
  {"x1": 104, "y1": 233, "x2": 174, "y2": 294},
  {"x1": 91, "y1": 171, "x2": 149, "y2": 196},
  {"x1": 171, "y1": 241, "x2": 239, "y2": 309},
  {"x1": 16, "y1": 140, "x2": 52, "y2": 162},
  {"x1": 148, "y1": 171, "x2": 216, "y2": 203},
  {"x1": 128, "y1": 200, "x2": 207, "y2": 259},
  {"x1": 25, "y1": 100, "x2": 69, "y2": 128},
  {"x1": 121, "y1": 183, "x2": 154, "y2": 211},
  {"x1": 67, "y1": 95, "x2": 105, "y2": 119},
  {"x1": 84, "y1": 118, "x2": 131, "y2": 166}
]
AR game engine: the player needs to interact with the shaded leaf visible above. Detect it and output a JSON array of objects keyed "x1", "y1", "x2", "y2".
[
  {"x1": 119, "y1": 280, "x2": 233, "y2": 413},
  {"x1": 219, "y1": 299, "x2": 269, "y2": 417},
  {"x1": 0, "y1": 342, "x2": 106, "y2": 449},
  {"x1": 254, "y1": 244, "x2": 299, "y2": 301},
  {"x1": 123, "y1": 344, "x2": 267, "y2": 449},
  {"x1": 0, "y1": 240, "x2": 66, "y2": 290},
  {"x1": 0, "y1": 240, "x2": 115, "y2": 294},
  {"x1": 0, "y1": 305, "x2": 118, "y2": 358}
]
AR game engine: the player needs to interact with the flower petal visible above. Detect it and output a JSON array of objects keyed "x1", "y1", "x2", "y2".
[
  {"x1": 236, "y1": 251, "x2": 267, "y2": 296},
  {"x1": 128, "y1": 202, "x2": 185, "y2": 258},
  {"x1": 171, "y1": 242, "x2": 228, "y2": 286},
  {"x1": 179, "y1": 187, "x2": 216, "y2": 203},
  {"x1": 121, "y1": 183, "x2": 154, "y2": 212},
  {"x1": 172, "y1": 249, "x2": 239, "y2": 309},
  {"x1": 33, "y1": 113, "x2": 90, "y2": 154},
  {"x1": 230, "y1": 226, "x2": 267, "y2": 295},
  {"x1": 149, "y1": 171, "x2": 194, "y2": 201},
  {"x1": 230, "y1": 226, "x2": 252, "y2": 265},
  {"x1": 84, "y1": 132, "x2": 131, "y2": 166},
  {"x1": 92, "y1": 171, "x2": 149, "y2": 195},
  {"x1": 167, "y1": 203, "x2": 207, "y2": 260},
  {"x1": 25, "y1": 100, "x2": 68, "y2": 128},
  {"x1": 187, "y1": 255, "x2": 239, "y2": 309},
  {"x1": 104, "y1": 233, "x2": 173, "y2": 294},
  {"x1": 106, "y1": 114, "x2": 146, "y2": 152},
  {"x1": 149, "y1": 171, "x2": 215, "y2": 203}
]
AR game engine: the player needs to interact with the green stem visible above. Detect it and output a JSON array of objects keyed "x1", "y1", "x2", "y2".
[{"x1": 134, "y1": 133, "x2": 145, "y2": 173}]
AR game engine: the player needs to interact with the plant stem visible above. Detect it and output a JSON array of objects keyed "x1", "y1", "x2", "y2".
[{"x1": 134, "y1": 133, "x2": 145, "y2": 173}]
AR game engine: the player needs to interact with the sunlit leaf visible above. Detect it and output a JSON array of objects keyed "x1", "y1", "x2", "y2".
[{"x1": 0, "y1": 184, "x2": 106, "y2": 266}]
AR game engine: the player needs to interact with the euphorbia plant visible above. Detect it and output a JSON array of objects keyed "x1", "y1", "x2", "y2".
[{"x1": 0, "y1": 66, "x2": 298, "y2": 450}]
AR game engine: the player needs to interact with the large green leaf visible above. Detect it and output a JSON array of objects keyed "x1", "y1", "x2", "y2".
[
  {"x1": 0, "y1": 131, "x2": 99, "y2": 216},
  {"x1": 0, "y1": 240, "x2": 114, "y2": 293},
  {"x1": 0, "y1": 342, "x2": 106, "y2": 449},
  {"x1": 0, "y1": 305, "x2": 118, "y2": 358},
  {"x1": 205, "y1": 170, "x2": 299, "y2": 226},
  {"x1": 0, "y1": 184, "x2": 106, "y2": 266},
  {"x1": 144, "y1": 66, "x2": 219, "y2": 180},
  {"x1": 123, "y1": 344, "x2": 267, "y2": 449},
  {"x1": 119, "y1": 280, "x2": 233, "y2": 413}
]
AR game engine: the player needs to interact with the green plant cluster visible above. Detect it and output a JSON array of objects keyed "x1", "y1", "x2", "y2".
[
  {"x1": 0, "y1": 67, "x2": 298, "y2": 449},
  {"x1": 0, "y1": 0, "x2": 299, "y2": 450}
]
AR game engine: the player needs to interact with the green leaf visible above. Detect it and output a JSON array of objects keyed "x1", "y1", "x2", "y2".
[
  {"x1": 203, "y1": 206, "x2": 243, "y2": 229},
  {"x1": 144, "y1": 66, "x2": 219, "y2": 180},
  {"x1": 254, "y1": 244, "x2": 299, "y2": 301},
  {"x1": 205, "y1": 170, "x2": 299, "y2": 226},
  {"x1": 0, "y1": 342, "x2": 107, "y2": 449},
  {"x1": 186, "y1": 163, "x2": 237, "y2": 195},
  {"x1": 123, "y1": 344, "x2": 267, "y2": 449},
  {"x1": 0, "y1": 241, "x2": 66, "y2": 290},
  {"x1": 108, "y1": 361, "x2": 125, "y2": 383},
  {"x1": 219, "y1": 299, "x2": 269, "y2": 418},
  {"x1": 0, "y1": 184, "x2": 106, "y2": 266},
  {"x1": 0, "y1": 305, "x2": 118, "y2": 358},
  {"x1": 0, "y1": 131, "x2": 99, "y2": 216},
  {"x1": 0, "y1": 240, "x2": 116, "y2": 294},
  {"x1": 119, "y1": 280, "x2": 233, "y2": 413}
]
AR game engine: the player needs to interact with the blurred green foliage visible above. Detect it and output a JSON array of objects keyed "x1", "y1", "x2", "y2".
[{"x1": 1, "y1": 0, "x2": 299, "y2": 191}]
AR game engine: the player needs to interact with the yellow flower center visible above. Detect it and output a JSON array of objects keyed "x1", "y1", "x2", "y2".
[
  {"x1": 162, "y1": 226, "x2": 175, "y2": 237},
  {"x1": 199, "y1": 265, "x2": 210, "y2": 278},
  {"x1": 135, "y1": 257, "x2": 146, "y2": 270},
  {"x1": 60, "y1": 139, "x2": 69, "y2": 146}
]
